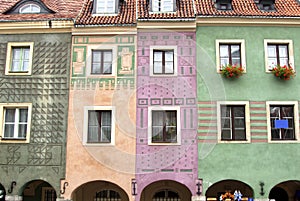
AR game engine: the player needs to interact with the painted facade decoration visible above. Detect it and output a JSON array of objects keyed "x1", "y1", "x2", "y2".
[
  {"x1": 0, "y1": 33, "x2": 71, "y2": 200},
  {"x1": 64, "y1": 34, "x2": 136, "y2": 201},
  {"x1": 136, "y1": 31, "x2": 198, "y2": 201}
]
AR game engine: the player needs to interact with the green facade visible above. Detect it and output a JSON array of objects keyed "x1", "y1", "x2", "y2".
[
  {"x1": 197, "y1": 25, "x2": 300, "y2": 199},
  {"x1": 0, "y1": 33, "x2": 71, "y2": 196}
]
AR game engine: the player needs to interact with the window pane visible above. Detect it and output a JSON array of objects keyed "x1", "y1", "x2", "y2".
[
  {"x1": 93, "y1": 51, "x2": 101, "y2": 62},
  {"x1": 231, "y1": 45, "x2": 240, "y2": 57},
  {"x1": 154, "y1": 51, "x2": 162, "y2": 61},
  {"x1": 221, "y1": 106, "x2": 230, "y2": 117},
  {"x1": 234, "y1": 129, "x2": 246, "y2": 140},
  {"x1": 234, "y1": 118, "x2": 245, "y2": 129},
  {"x1": 165, "y1": 62, "x2": 174, "y2": 74},
  {"x1": 152, "y1": 111, "x2": 164, "y2": 126},
  {"x1": 268, "y1": 58, "x2": 277, "y2": 67},
  {"x1": 103, "y1": 63, "x2": 112, "y2": 74},
  {"x1": 221, "y1": 130, "x2": 231, "y2": 140},
  {"x1": 18, "y1": 124, "x2": 27, "y2": 138},
  {"x1": 88, "y1": 111, "x2": 100, "y2": 142},
  {"x1": 13, "y1": 48, "x2": 21, "y2": 59},
  {"x1": 23, "y1": 49, "x2": 30, "y2": 60},
  {"x1": 153, "y1": 62, "x2": 162, "y2": 74},
  {"x1": 279, "y1": 58, "x2": 288, "y2": 66},
  {"x1": 19, "y1": 109, "x2": 28, "y2": 122},
  {"x1": 279, "y1": 45, "x2": 288, "y2": 57},
  {"x1": 5, "y1": 109, "x2": 15, "y2": 122},
  {"x1": 221, "y1": 118, "x2": 230, "y2": 128},
  {"x1": 232, "y1": 58, "x2": 241, "y2": 66},
  {"x1": 233, "y1": 106, "x2": 245, "y2": 117},
  {"x1": 22, "y1": 61, "x2": 29, "y2": 71},
  {"x1": 220, "y1": 45, "x2": 228, "y2": 57},
  {"x1": 103, "y1": 51, "x2": 112, "y2": 62},
  {"x1": 4, "y1": 125, "x2": 14, "y2": 138},
  {"x1": 92, "y1": 64, "x2": 101, "y2": 74},
  {"x1": 268, "y1": 45, "x2": 276, "y2": 57},
  {"x1": 165, "y1": 51, "x2": 173, "y2": 61}
]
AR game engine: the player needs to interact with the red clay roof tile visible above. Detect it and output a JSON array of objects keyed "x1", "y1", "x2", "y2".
[
  {"x1": 75, "y1": 0, "x2": 136, "y2": 26},
  {"x1": 0, "y1": 0, "x2": 84, "y2": 21},
  {"x1": 195, "y1": 0, "x2": 300, "y2": 17}
]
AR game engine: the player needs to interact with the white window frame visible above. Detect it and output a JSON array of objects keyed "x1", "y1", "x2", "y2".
[
  {"x1": 216, "y1": 39, "x2": 246, "y2": 72},
  {"x1": 5, "y1": 42, "x2": 34, "y2": 76},
  {"x1": 19, "y1": 3, "x2": 41, "y2": 14},
  {"x1": 93, "y1": 0, "x2": 117, "y2": 15},
  {"x1": 151, "y1": 0, "x2": 175, "y2": 12},
  {"x1": 266, "y1": 101, "x2": 299, "y2": 143},
  {"x1": 83, "y1": 106, "x2": 116, "y2": 146},
  {"x1": 217, "y1": 101, "x2": 250, "y2": 143},
  {"x1": 264, "y1": 39, "x2": 294, "y2": 72},
  {"x1": 86, "y1": 45, "x2": 117, "y2": 76},
  {"x1": 150, "y1": 46, "x2": 178, "y2": 77},
  {"x1": 0, "y1": 103, "x2": 32, "y2": 143},
  {"x1": 148, "y1": 106, "x2": 181, "y2": 145}
]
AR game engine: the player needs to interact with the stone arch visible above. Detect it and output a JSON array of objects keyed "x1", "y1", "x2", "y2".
[
  {"x1": 71, "y1": 180, "x2": 129, "y2": 201},
  {"x1": 21, "y1": 180, "x2": 57, "y2": 201},
  {"x1": 206, "y1": 179, "x2": 254, "y2": 200},
  {"x1": 140, "y1": 180, "x2": 192, "y2": 201},
  {"x1": 269, "y1": 180, "x2": 300, "y2": 201}
]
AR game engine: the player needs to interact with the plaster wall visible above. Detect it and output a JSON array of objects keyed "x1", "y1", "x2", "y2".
[
  {"x1": 196, "y1": 25, "x2": 300, "y2": 198},
  {"x1": 136, "y1": 31, "x2": 198, "y2": 199}
]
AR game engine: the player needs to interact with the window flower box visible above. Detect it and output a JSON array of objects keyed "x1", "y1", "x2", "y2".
[
  {"x1": 220, "y1": 64, "x2": 244, "y2": 79},
  {"x1": 271, "y1": 65, "x2": 295, "y2": 80}
]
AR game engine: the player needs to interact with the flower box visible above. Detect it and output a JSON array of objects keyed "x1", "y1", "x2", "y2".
[
  {"x1": 271, "y1": 65, "x2": 295, "y2": 80},
  {"x1": 220, "y1": 64, "x2": 244, "y2": 79}
]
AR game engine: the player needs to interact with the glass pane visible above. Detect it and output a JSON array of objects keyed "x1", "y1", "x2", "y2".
[
  {"x1": 268, "y1": 58, "x2": 277, "y2": 68},
  {"x1": 152, "y1": 111, "x2": 164, "y2": 126},
  {"x1": 103, "y1": 63, "x2": 112, "y2": 74},
  {"x1": 101, "y1": 127, "x2": 111, "y2": 142},
  {"x1": 152, "y1": 128, "x2": 163, "y2": 142},
  {"x1": 221, "y1": 106, "x2": 230, "y2": 117},
  {"x1": 233, "y1": 107, "x2": 245, "y2": 117},
  {"x1": 154, "y1": 51, "x2": 162, "y2": 61},
  {"x1": 153, "y1": 62, "x2": 162, "y2": 74},
  {"x1": 232, "y1": 58, "x2": 241, "y2": 66},
  {"x1": 4, "y1": 124, "x2": 14, "y2": 138},
  {"x1": 165, "y1": 51, "x2": 174, "y2": 61},
  {"x1": 18, "y1": 124, "x2": 27, "y2": 138},
  {"x1": 220, "y1": 45, "x2": 228, "y2": 57},
  {"x1": 221, "y1": 130, "x2": 231, "y2": 140},
  {"x1": 220, "y1": 58, "x2": 229, "y2": 66},
  {"x1": 11, "y1": 61, "x2": 20, "y2": 71},
  {"x1": 282, "y1": 106, "x2": 293, "y2": 117},
  {"x1": 19, "y1": 109, "x2": 28, "y2": 122},
  {"x1": 271, "y1": 129, "x2": 280, "y2": 140},
  {"x1": 101, "y1": 111, "x2": 111, "y2": 126},
  {"x1": 103, "y1": 51, "x2": 112, "y2": 62},
  {"x1": 13, "y1": 48, "x2": 21, "y2": 59},
  {"x1": 93, "y1": 51, "x2": 101, "y2": 62},
  {"x1": 279, "y1": 58, "x2": 288, "y2": 66},
  {"x1": 231, "y1": 45, "x2": 240, "y2": 57},
  {"x1": 92, "y1": 64, "x2": 101, "y2": 74},
  {"x1": 234, "y1": 129, "x2": 246, "y2": 140},
  {"x1": 165, "y1": 62, "x2": 174, "y2": 74},
  {"x1": 279, "y1": 45, "x2": 288, "y2": 57},
  {"x1": 234, "y1": 119, "x2": 245, "y2": 129},
  {"x1": 268, "y1": 45, "x2": 276, "y2": 57},
  {"x1": 88, "y1": 127, "x2": 99, "y2": 142},
  {"x1": 270, "y1": 107, "x2": 279, "y2": 117},
  {"x1": 152, "y1": 0, "x2": 159, "y2": 11},
  {"x1": 221, "y1": 118, "x2": 230, "y2": 128},
  {"x1": 282, "y1": 129, "x2": 294, "y2": 140},
  {"x1": 23, "y1": 48, "x2": 30, "y2": 59},
  {"x1": 22, "y1": 61, "x2": 29, "y2": 71},
  {"x1": 5, "y1": 109, "x2": 15, "y2": 122}
]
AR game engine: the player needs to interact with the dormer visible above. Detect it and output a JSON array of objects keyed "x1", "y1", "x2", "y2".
[
  {"x1": 92, "y1": 0, "x2": 123, "y2": 15},
  {"x1": 213, "y1": 0, "x2": 232, "y2": 11},
  {"x1": 150, "y1": 0, "x2": 176, "y2": 13},
  {"x1": 4, "y1": 0, "x2": 55, "y2": 14},
  {"x1": 254, "y1": 0, "x2": 275, "y2": 11}
]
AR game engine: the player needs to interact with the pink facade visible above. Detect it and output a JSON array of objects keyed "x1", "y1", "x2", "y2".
[{"x1": 136, "y1": 31, "x2": 198, "y2": 199}]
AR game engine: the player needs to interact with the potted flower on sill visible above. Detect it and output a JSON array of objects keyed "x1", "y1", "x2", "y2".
[
  {"x1": 220, "y1": 64, "x2": 244, "y2": 79},
  {"x1": 271, "y1": 65, "x2": 296, "y2": 80}
]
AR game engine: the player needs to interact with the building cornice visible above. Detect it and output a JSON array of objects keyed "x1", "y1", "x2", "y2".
[
  {"x1": 196, "y1": 17, "x2": 300, "y2": 26},
  {"x1": 0, "y1": 20, "x2": 74, "y2": 34},
  {"x1": 72, "y1": 26, "x2": 137, "y2": 35},
  {"x1": 137, "y1": 21, "x2": 196, "y2": 30}
]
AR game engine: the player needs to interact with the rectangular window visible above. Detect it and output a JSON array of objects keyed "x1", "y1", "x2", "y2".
[
  {"x1": 5, "y1": 42, "x2": 34, "y2": 75},
  {"x1": 150, "y1": 46, "x2": 177, "y2": 76},
  {"x1": 92, "y1": 50, "x2": 112, "y2": 74},
  {"x1": 220, "y1": 105, "x2": 246, "y2": 141},
  {"x1": 152, "y1": 110, "x2": 177, "y2": 143},
  {"x1": 270, "y1": 105, "x2": 295, "y2": 140},
  {"x1": 216, "y1": 40, "x2": 246, "y2": 72},
  {"x1": 264, "y1": 40, "x2": 294, "y2": 71},
  {"x1": 148, "y1": 106, "x2": 181, "y2": 145},
  {"x1": 219, "y1": 44, "x2": 241, "y2": 66},
  {"x1": 217, "y1": 101, "x2": 250, "y2": 143},
  {"x1": 94, "y1": 0, "x2": 116, "y2": 14},
  {"x1": 88, "y1": 110, "x2": 112, "y2": 143},
  {"x1": 153, "y1": 50, "x2": 174, "y2": 74},
  {"x1": 0, "y1": 103, "x2": 32, "y2": 143},
  {"x1": 152, "y1": 0, "x2": 175, "y2": 12},
  {"x1": 267, "y1": 44, "x2": 289, "y2": 68}
]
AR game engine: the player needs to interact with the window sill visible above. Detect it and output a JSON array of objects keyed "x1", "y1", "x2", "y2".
[
  {"x1": 83, "y1": 142, "x2": 115, "y2": 146},
  {"x1": 218, "y1": 139, "x2": 250, "y2": 144},
  {"x1": 6, "y1": 71, "x2": 30, "y2": 75},
  {"x1": 268, "y1": 139, "x2": 299, "y2": 143},
  {"x1": 148, "y1": 142, "x2": 181, "y2": 146},
  {"x1": 0, "y1": 137, "x2": 28, "y2": 143}
]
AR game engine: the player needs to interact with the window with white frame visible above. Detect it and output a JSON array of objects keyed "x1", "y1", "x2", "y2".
[
  {"x1": 217, "y1": 101, "x2": 250, "y2": 142},
  {"x1": 151, "y1": 0, "x2": 175, "y2": 12},
  {"x1": 93, "y1": 0, "x2": 117, "y2": 14},
  {"x1": 150, "y1": 46, "x2": 177, "y2": 76},
  {"x1": 19, "y1": 3, "x2": 41, "y2": 13},
  {"x1": 216, "y1": 40, "x2": 246, "y2": 72},
  {"x1": 148, "y1": 106, "x2": 180, "y2": 144},
  {"x1": 87, "y1": 46, "x2": 116, "y2": 76},
  {"x1": 83, "y1": 106, "x2": 115, "y2": 145},
  {"x1": 92, "y1": 50, "x2": 112, "y2": 74},
  {"x1": 0, "y1": 103, "x2": 32, "y2": 143},
  {"x1": 5, "y1": 42, "x2": 34, "y2": 75},
  {"x1": 267, "y1": 101, "x2": 299, "y2": 142},
  {"x1": 264, "y1": 40, "x2": 294, "y2": 71}
]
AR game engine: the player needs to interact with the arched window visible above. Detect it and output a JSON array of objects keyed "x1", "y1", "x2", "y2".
[
  {"x1": 153, "y1": 189, "x2": 180, "y2": 200},
  {"x1": 19, "y1": 4, "x2": 41, "y2": 14}
]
